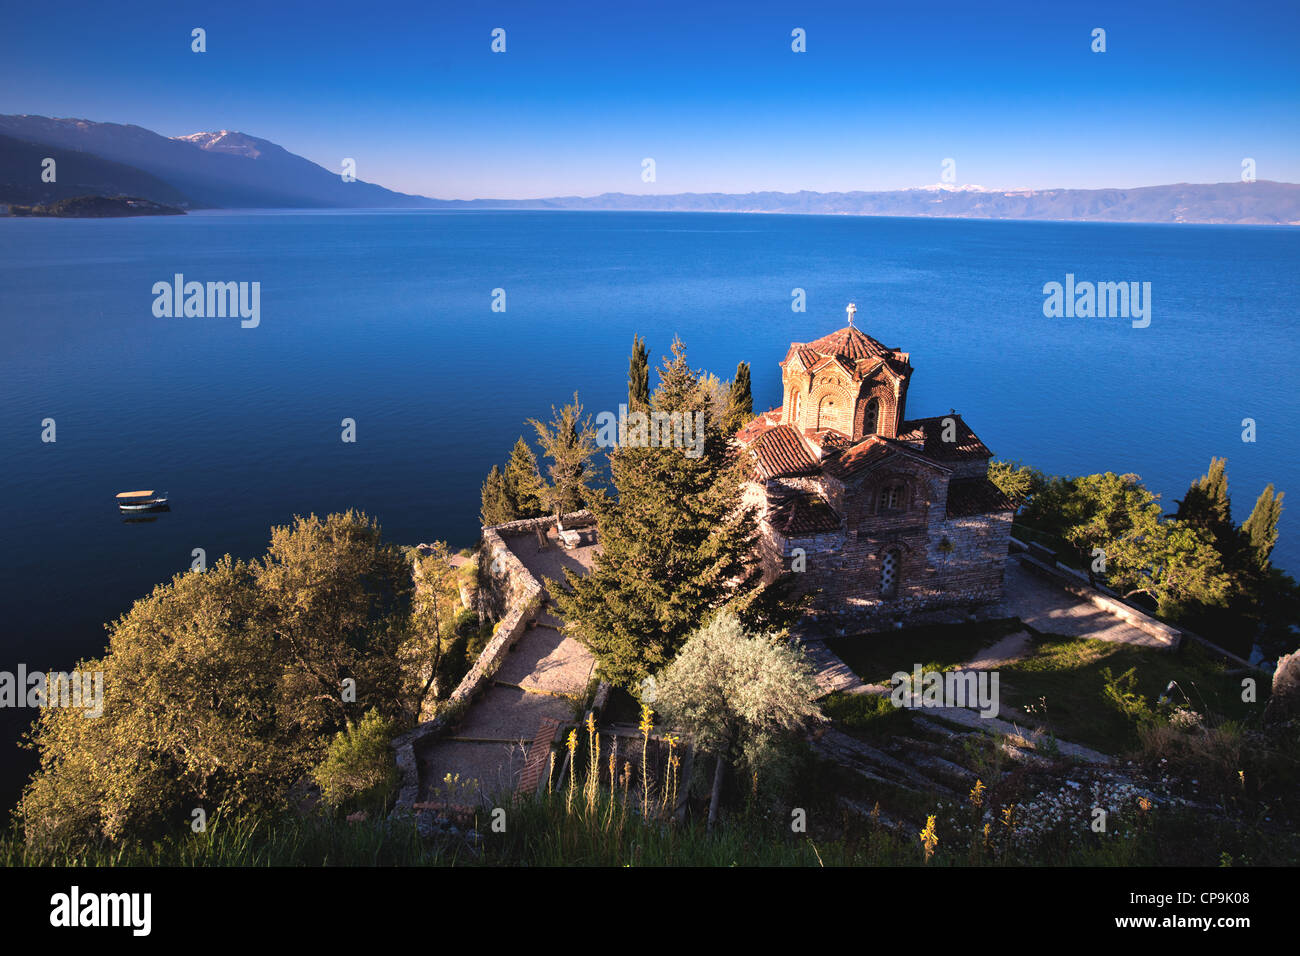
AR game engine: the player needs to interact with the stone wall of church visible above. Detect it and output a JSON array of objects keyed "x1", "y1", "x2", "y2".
[{"x1": 766, "y1": 484, "x2": 1012, "y2": 627}]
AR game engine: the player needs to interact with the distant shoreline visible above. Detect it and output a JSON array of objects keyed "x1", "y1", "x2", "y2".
[
  {"x1": 6, "y1": 205, "x2": 1291, "y2": 229},
  {"x1": 3, "y1": 194, "x2": 184, "y2": 219}
]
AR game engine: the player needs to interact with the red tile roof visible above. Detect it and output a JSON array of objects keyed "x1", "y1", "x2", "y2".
[
  {"x1": 749, "y1": 424, "x2": 820, "y2": 479},
  {"x1": 794, "y1": 347, "x2": 822, "y2": 370},
  {"x1": 805, "y1": 428, "x2": 851, "y2": 453},
  {"x1": 805, "y1": 325, "x2": 893, "y2": 362},
  {"x1": 768, "y1": 494, "x2": 842, "y2": 535},
  {"x1": 895, "y1": 415, "x2": 993, "y2": 461},
  {"x1": 946, "y1": 477, "x2": 1014, "y2": 517},
  {"x1": 822, "y1": 433, "x2": 958, "y2": 481},
  {"x1": 821, "y1": 436, "x2": 896, "y2": 480},
  {"x1": 735, "y1": 412, "x2": 779, "y2": 445}
]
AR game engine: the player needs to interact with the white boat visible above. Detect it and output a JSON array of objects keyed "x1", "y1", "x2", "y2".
[{"x1": 116, "y1": 490, "x2": 169, "y2": 512}]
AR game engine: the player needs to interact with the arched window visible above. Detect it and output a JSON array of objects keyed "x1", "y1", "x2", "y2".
[
  {"x1": 791, "y1": 390, "x2": 801, "y2": 424},
  {"x1": 816, "y1": 394, "x2": 838, "y2": 430},
  {"x1": 880, "y1": 549, "x2": 901, "y2": 599},
  {"x1": 863, "y1": 398, "x2": 880, "y2": 435},
  {"x1": 877, "y1": 482, "x2": 906, "y2": 514}
]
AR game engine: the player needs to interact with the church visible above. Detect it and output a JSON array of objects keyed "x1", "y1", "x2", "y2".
[{"x1": 736, "y1": 305, "x2": 1014, "y2": 626}]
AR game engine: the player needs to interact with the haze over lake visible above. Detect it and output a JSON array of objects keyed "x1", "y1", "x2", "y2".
[{"x1": 1, "y1": 208, "x2": 1296, "y2": 795}]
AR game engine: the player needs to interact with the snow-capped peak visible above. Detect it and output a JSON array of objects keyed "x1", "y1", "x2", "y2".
[{"x1": 173, "y1": 130, "x2": 264, "y2": 159}]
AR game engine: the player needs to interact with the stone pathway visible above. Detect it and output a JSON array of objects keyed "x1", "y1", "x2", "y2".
[
  {"x1": 414, "y1": 529, "x2": 599, "y2": 803},
  {"x1": 495, "y1": 615, "x2": 595, "y2": 696},
  {"x1": 992, "y1": 557, "x2": 1167, "y2": 647},
  {"x1": 801, "y1": 638, "x2": 866, "y2": 697},
  {"x1": 959, "y1": 630, "x2": 1033, "y2": 670}
]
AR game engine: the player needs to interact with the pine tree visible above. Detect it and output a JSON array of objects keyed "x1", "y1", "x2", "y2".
[
  {"x1": 504, "y1": 436, "x2": 547, "y2": 518},
  {"x1": 1242, "y1": 484, "x2": 1284, "y2": 571},
  {"x1": 479, "y1": 465, "x2": 514, "y2": 527},
  {"x1": 553, "y1": 341, "x2": 771, "y2": 688},
  {"x1": 529, "y1": 393, "x2": 599, "y2": 518},
  {"x1": 628, "y1": 334, "x2": 650, "y2": 410},
  {"x1": 724, "y1": 361, "x2": 753, "y2": 433}
]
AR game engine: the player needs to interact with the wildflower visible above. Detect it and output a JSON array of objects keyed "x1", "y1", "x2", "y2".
[
  {"x1": 919, "y1": 815, "x2": 939, "y2": 862},
  {"x1": 566, "y1": 729, "x2": 578, "y2": 812},
  {"x1": 969, "y1": 779, "x2": 986, "y2": 808}
]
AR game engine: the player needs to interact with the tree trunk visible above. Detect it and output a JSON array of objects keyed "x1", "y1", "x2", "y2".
[{"x1": 707, "y1": 751, "x2": 726, "y2": 831}]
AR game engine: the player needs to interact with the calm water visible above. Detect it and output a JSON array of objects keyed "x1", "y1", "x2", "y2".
[{"x1": 1, "y1": 209, "x2": 1298, "y2": 800}]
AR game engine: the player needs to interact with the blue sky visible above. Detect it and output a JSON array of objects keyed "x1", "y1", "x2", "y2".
[{"x1": 3, "y1": 0, "x2": 1297, "y2": 198}]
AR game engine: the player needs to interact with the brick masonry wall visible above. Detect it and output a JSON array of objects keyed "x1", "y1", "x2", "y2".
[{"x1": 756, "y1": 460, "x2": 1012, "y2": 625}]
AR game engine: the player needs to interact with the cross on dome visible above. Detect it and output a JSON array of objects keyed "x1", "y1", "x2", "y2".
[{"x1": 846, "y1": 302, "x2": 857, "y2": 326}]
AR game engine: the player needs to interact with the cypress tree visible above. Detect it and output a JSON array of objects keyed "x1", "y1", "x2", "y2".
[
  {"x1": 479, "y1": 465, "x2": 514, "y2": 527},
  {"x1": 1242, "y1": 484, "x2": 1284, "y2": 571},
  {"x1": 504, "y1": 436, "x2": 547, "y2": 518},
  {"x1": 1177, "y1": 457, "x2": 1232, "y2": 531},
  {"x1": 725, "y1": 361, "x2": 753, "y2": 433},
  {"x1": 628, "y1": 334, "x2": 650, "y2": 411}
]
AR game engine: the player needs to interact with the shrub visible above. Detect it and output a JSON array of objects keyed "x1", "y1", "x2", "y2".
[{"x1": 312, "y1": 709, "x2": 399, "y2": 812}]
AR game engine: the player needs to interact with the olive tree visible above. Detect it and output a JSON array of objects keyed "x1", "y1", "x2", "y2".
[{"x1": 654, "y1": 611, "x2": 823, "y2": 828}]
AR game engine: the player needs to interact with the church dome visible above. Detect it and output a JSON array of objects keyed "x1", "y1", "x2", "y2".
[{"x1": 803, "y1": 324, "x2": 892, "y2": 362}]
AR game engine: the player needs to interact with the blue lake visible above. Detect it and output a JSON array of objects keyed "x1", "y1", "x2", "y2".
[{"x1": 1, "y1": 209, "x2": 1297, "y2": 800}]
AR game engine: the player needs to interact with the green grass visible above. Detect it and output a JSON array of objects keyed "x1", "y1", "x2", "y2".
[
  {"x1": 998, "y1": 636, "x2": 1263, "y2": 754},
  {"x1": 821, "y1": 691, "x2": 913, "y2": 739},
  {"x1": 827, "y1": 618, "x2": 1023, "y2": 686},
  {"x1": 0, "y1": 813, "x2": 463, "y2": 867},
  {"x1": 8, "y1": 781, "x2": 1293, "y2": 866}
]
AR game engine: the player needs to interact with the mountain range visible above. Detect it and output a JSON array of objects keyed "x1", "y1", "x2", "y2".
[{"x1": 1, "y1": 114, "x2": 1297, "y2": 225}]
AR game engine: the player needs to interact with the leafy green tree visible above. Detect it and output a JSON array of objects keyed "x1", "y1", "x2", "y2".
[
  {"x1": 1020, "y1": 471, "x2": 1163, "y2": 561},
  {"x1": 19, "y1": 556, "x2": 276, "y2": 847},
  {"x1": 529, "y1": 392, "x2": 599, "y2": 517},
  {"x1": 312, "y1": 709, "x2": 399, "y2": 811},
  {"x1": 655, "y1": 611, "x2": 823, "y2": 827},
  {"x1": 504, "y1": 436, "x2": 547, "y2": 518},
  {"x1": 257, "y1": 512, "x2": 409, "y2": 737},
  {"x1": 555, "y1": 341, "x2": 770, "y2": 687},
  {"x1": 1106, "y1": 519, "x2": 1233, "y2": 616},
  {"x1": 403, "y1": 542, "x2": 462, "y2": 719},
  {"x1": 1242, "y1": 484, "x2": 1284, "y2": 572},
  {"x1": 724, "y1": 361, "x2": 753, "y2": 433},
  {"x1": 479, "y1": 464, "x2": 513, "y2": 527},
  {"x1": 987, "y1": 459, "x2": 1042, "y2": 507},
  {"x1": 628, "y1": 334, "x2": 650, "y2": 410},
  {"x1": 1019, "y1": 472, "x2": 1230, "y2": 615},
  {"x1": 19, "y1": 512, "x2": 413, "y2": 850}
]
